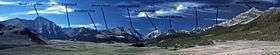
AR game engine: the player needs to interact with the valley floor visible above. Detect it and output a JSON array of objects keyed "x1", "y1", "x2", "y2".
[
  {"x1": 0, "y1": 40, "x2": 280, "y2": 55},
  {"x1": 169, "y1": 41, "x2": 280, "y2": 55}
]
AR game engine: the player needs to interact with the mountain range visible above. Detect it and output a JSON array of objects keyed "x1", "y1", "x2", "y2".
[
  {"x1": 203, "y1": 7, "x2": 280, "y2": 41},
  {"x1": 1, "y1": 7, "x2": 280, "y2": 47},
  {"x1": 146, "y1": 7, "x2": 280, "y2": 48},
  {"x1": 0, "y1": 16, "x2": 142, "y2": 43},
  {"x1": 0, "y1": 23, "x2": 47, "y2": 50}
]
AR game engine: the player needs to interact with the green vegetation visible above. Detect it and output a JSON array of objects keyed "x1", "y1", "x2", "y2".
[
  {"x1": 146, "y1": 32, "x2": 213, "y2": 49},
  {"x1": 146, "y1": 8, "x2": 280, "y2": 49},
  {"x1": 201, "y1": 8, "x2": 280, "y2": 41}
]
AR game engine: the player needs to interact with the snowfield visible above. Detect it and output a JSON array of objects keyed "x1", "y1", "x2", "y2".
[{"x1": 0, "y1": 40, "x2": 280, "y2": 55}]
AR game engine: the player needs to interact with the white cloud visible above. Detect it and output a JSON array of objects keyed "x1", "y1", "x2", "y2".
[
  {"x1": 258, "y1": 0, "x2": 278, "y2": 4},
  {"x1": 131, "y1": 2, "x2": 204, "y2": 18},
  {"x1": 155, "y1": 10, "x2": 180, "y2": 16},
  {"x1": 210, "y1": 18, "x2": 228, "y2": 21},
  {"x1": 0, "y1": 1, "x2": 20, "y2": 5},
  {"x1": 12, "y1": 0, "x2": 75, "y2": 15},
  {"x1": 0, "y1": 16, "x2": 10, "y2": 21},
  {"x1": 131, "y1": 12, "x2": 157, "y2": 18},
  {"x1": 175, "y1": 2, "x2": 204, "y2": 11},
  {"x1": 47, "y1": 0, "x2": 59, "y2": 5},
  {"x1": 26, "y1": 5, "x2": 74, "y2": 15},
  {"x1": 59, "y1": 24, "x2": 103, "y2": 29}
]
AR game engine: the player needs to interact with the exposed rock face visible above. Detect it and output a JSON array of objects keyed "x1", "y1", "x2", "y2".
[
  {"x1": 218, "y1": 8, "x2": 264, "y2": 27},
  {"x1": 33, "y1": 16, "x2": 68, "y2": 39},
  {"x1": 145, "y1": 30, "x2": 161, "y2": 39},
  {"x1": 1, "y1": 16, "x2": 69, "y2": 39},
  {"x1": 75, "y1": 27, "x2": 142, "y2": 43},
  {"x1": 1, "y1": 16, "x2": 143, "y2": 43},
  {"x1": 0, "y1": 24, "x2": 47, "y2": 50},
  {"x1": 203, "y1": 7, "x2": 280, "y2": 41}
]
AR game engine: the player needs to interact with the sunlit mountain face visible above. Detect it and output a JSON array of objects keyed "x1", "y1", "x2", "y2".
[{"x1": 0, "y1": 0, "x2": 279, "y2": 35}]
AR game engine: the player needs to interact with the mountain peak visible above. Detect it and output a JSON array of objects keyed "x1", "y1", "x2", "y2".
[
  {"x1": 248, "y1": 7, "x2": 258, "y2": 12},
  {"x1": 9, "y1": 18, "x2": 23, "y2": 21},
  {"x1": 14, "y1": 17, "x2": 21, "y2": 19},
  {"x1": 34, "y1": 16, "x2": 51, "y2": 22}
]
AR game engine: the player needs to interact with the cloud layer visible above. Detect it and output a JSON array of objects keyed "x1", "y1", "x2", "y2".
[
  {"x1": 9, "y1": 0, "x2": 75, "y2": 15},
  {"x1": 0, "y1": 16, "x2": 9, "y2": 21},
  {"x1": 130, "y1": 2, "x2": 206, "y2": 19},
  {"x1": 258, "y1": 0, "x2": 278, "y2": 4},
  {"x1": 59, "y1": 23, "x2": 103, "y2": 29},
  {"x1": 0, "y1": 1, "x2": 20, "y2": 5}
]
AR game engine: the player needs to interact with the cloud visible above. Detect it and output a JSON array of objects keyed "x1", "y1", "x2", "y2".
[
  {"x1": 231, "y1": 0, "x2": 278, "y2": 4},
  {"x1": 12, "y1": 0, "x2": 75, "y2": 15},
  {"x1": 131, "y1": 12, "x2": 157, "y2": 18},
  {"x1": 0, "y1": 1, "x2": 20, "y2": 5},
  {"x1": 258, "y1": 0, "x2": 278, "y2": 4},
  {"x1": 0, "y1": 16, "x2": 10, "y2": 21},
  {"x1": 47, "y1": 0, "x2": 59, "y2": 5},
  {"x1": 59, "y1": 23, "x2": 103, "y2": 29},
  {"x1": 130, "y1": 2, "x2": 204, "y2": 19},
  {"x1": 174, "y1": 2, "x2": 205, "y2": 10},
  {"x1": 26, "y1": 5, "x2": 74, "y2": 15},
  {"x1": 210, "y1": 18, "x2": 228, "y2": 21}
]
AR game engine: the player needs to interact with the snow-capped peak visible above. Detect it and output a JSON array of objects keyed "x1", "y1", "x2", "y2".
[{"x1": 218, "y1": 7, "x2": 264, "y2": 27}]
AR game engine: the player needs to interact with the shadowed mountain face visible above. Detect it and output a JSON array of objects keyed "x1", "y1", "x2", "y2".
[{"x1": 0, "y1": 23, "x2": 47, "y2": 50}]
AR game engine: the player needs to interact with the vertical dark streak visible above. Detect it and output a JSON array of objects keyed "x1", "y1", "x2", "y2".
[
  {"x1": 101, "y1": 7, "x2": 109, "y2": 30},
  {"x1": 144, "y1": 12, "x2": 158, "y2": 30},
  {"x1": 65, "y1": 5, "x2": 71, "y2": 27},
  {"x1": 33, "y1": 5, "x2": 39, "y2": 17},
  {"x1": 87, "y1": 12, "x2": 98, "y2": 30}
]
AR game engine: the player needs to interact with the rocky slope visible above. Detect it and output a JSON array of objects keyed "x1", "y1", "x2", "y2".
[
  {"x1": 0, "y1": 16, "x2": 143, "y2": 43},
  {"x1": 0, "y1": 23, "x2": 47, "y2": 50},
  {"x1": 75, "y1": 27, "x2": 143, "y2": 43},
  {"x1": 202, "y1": 7, "x2": 280, "y2": 41},
  {"x1": 1, "y1": 16, "x2": 68, "y2": 39},
  {"x1": 146, "y1": 7, "x2": 280, "y2": 48},
  {"x1": 218, "y1": 8, "x2": 264, "y2": 27}
]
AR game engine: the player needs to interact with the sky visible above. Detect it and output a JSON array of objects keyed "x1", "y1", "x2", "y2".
[{"x1": 0, "y1": 0, "x2": 279, "y2": 35}]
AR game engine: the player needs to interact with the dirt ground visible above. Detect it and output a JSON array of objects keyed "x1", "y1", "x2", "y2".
[
  {"x1": 0, "y1": 40, "x2": 280, "y2": 55},
  {"x1": 166, "y1": 41, "x2": 280, "y2": 55}
]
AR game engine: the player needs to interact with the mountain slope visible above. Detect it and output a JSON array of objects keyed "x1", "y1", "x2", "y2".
[
  {"x1": 202, "y1": 7, "x2": 280, "y2": 41},
  {"x1": 1, "y1": 16, "x2": 143, "y2": 43},
  {"x1": 218, "y1": 8, "x2": 264, "y2": 27},
  {"x1": 145, "y1": 7, "x2": 280, "y2": 48},
  {"x1": 34, "y1": 16, "x2": 68, "y2": 39},
  {"x1": 1, "y1": 16, "x2": 69, "y2": 39},
  {"x1": 76, "y1": 27, "x2": 143, "y2": 43},
  {"x1": 0, "y1": 23, "x2": 47, "y2": 50},
  {"x1": 145, "y1": 30, "x2": 161, "y2": 39}
]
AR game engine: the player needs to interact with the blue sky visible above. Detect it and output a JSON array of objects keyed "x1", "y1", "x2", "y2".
[{"x1": 0, "y1": 0, "x2": 279, "y2": 34}]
